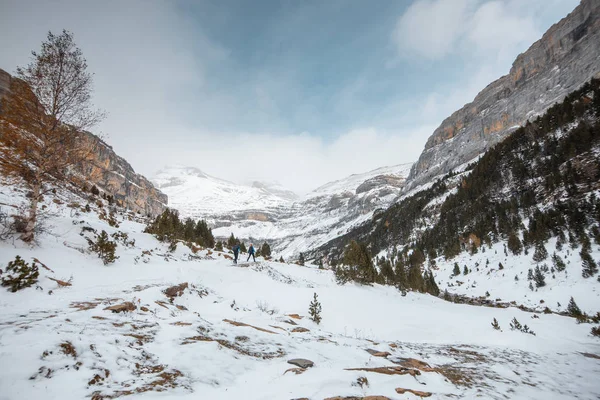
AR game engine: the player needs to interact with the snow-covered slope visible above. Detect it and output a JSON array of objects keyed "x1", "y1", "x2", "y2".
[
  {"x1": 153, "y1": 165, "x2": 295, "y2": 219},
  {"x1": 1, "y1": 184, "x2": 599, "y2": 400},
  {"x1": 154, "y1": 163, "x2": 413, "y2": 258}
]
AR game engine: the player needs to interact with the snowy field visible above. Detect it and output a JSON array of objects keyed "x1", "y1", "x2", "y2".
[{"x1": 0, "y1": 186, "x2": 599, "y2": 399}]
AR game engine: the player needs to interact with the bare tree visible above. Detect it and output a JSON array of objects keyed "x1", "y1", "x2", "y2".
[{"x1": 0, "y1": 30, "x2": 104, "y2": 242}]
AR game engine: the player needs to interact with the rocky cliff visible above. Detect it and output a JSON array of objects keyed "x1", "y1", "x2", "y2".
[
  {"x1": 0, "y1": 68, "x2": 167, "y2": 216},
  {"x1": 407, "y1": 0, "x2": 600, "y2": 189}
]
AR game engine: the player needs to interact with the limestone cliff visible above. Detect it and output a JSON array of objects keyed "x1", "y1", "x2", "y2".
[
  {"x1": 0, "y1": 68, "x2": 167, "y2": 216},
  {"x1": 407, "y1": 0, "x2": 600, "y2": 188}
]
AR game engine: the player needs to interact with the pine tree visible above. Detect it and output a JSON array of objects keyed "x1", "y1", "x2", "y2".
[
  {"x1": 1, "y1": 256, "x2": 40, "y2": 292},
  {"x1": 463, "y1": 265, "x2": 469, "y2": 275},
  {"x1": 279, "y1": 256, "x2": 285, "y2": 263},
  {"x1": 261, "y1": 242, "x2": 271, "y2": 258},
  {"x1": 88, "y1": 230, "x2": 118, "y2": 265},
  {"x1": 552, "y1": 252, "x2": 566, "y2": 272},
  {"x1": 527, "y1": 269, "x2": 534, "y2": 280},
  {"x1": 453, "y1": 262, "x2": 460, "y2": 276},
  {"x1": 534, "y1": 266, "x2": 546, "y2": 288},
  {"x1": 509, "y1": 317, "x2": 522, "y2": 331},
  {"x1": 298, "y1": 253, "x2": 305, "y2": 266},
  {"x1": 491, "y1": 318, "x2": 501, "y2": 330},
  {"x1": 215, "y1": 241, "x2": 223, "y2": 251},
  {"x1": 240, "y1": 242, "x2": 247, "y2": 253},
  {"x1": 533, "y1": 242, "x2": 548, "y2": 263},
  {"x1": 507, "y1": 231, "x2": 523, "y2": 255},
  {"x1": 567, "y1": 297, "x2": 582, "y2": 317},
  {"x1": 580, "y1": 249, "x2": 599, "y2": 278},
  {"x1": 227, "y1": 233, "x2": 237, "y2": 248},
  {"x1": 308, "y1": 293, "x2": 322, "y2": 324}
]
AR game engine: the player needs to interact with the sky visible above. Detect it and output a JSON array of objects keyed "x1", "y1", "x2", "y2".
[{"x1": 0, "y1": 0, "x2": 580, "y2": 193}]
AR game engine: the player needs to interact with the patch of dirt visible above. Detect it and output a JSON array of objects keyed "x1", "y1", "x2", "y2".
[
  {"x1": 292, "y1": 327, "x2": 310, "y2": 333},
  {"x1": 60, "y1": 341, "x2": 77, "y2": 358},
  {"x1": 164, "y1": 282, "x2": 188, "y2": 299},
  {"x1": 170, "y1": 321, "x2": 192, "y2": 326},
  {"x1": 288, "y1": 314, "x2": 303, "y2": 319},
  {"x1": 105, "y1": 302, "x2": 136, "y2": 313},
  {"x1": 48, "y1": 277, "x2": 71, "y2": 287},
  {"x1": 366, "y1": 349, "x2": 390, "y2": 358},
  {"x1": 344, "y1": 366, "x2": 420, "y2": 377},
  {"x1": 395, "y1": 388, "x2": 432, "y2": 397},
  {"x1": 284, "y1": 367, "x2": 306, "y2": 375},
  {"x1": 223, "y1": 319, "x2": 279, "y2": 334}
]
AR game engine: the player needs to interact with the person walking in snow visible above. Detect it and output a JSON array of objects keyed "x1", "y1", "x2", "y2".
[
  {"x1": 233, "y1": 244, "x2": 240, "y2": 264},
  {"x1": 247, "y1": 243, "x2": 256, "y2": 262}
]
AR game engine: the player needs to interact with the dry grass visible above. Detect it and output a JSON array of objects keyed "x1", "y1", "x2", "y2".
[
  {"x1": 223, "y1": 319, "x2": 279, "y2": 334},
  {"x1": 344, "y1": 366, "x2": 420, "y2": 377}
]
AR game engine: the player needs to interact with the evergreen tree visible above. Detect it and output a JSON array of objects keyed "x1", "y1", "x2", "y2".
[
  {"x1": 453, "y1": 262, "x2": 460, "y2": 276},
  {"x1": 88, "y1": 230, "x2": 118, "y2": 265},
  {"x1": 298, "y1": 253, "x2": 305, "y2": 266},
  {"x1": 227, "y1": 233, "x2": 237, "y2": 248},
  {"x1": 534, "y1": 266, "x2": 546, "y2": 288},
  {"x1": 308, "y1": 292, "x2": 322, "y2": 324},
  {"x1": 491, "y1": 318, "x2": 501, "y2": 330},
  {"x1": 510, "y1": 317, "x2": 522, "y2": 331},
  {"x1": 463, "y1": 265, "x2": 469, "y2": 275},
  {"x1": 1, "y1": 256, "x2": 40, "y2": 292},
  {"x1": 507, "y1": 231, "x2": 523, "y2": 255},
  {"x1": 567, "y1": 296, "x2": 582, "y2": 317},
  {"x1": 533, "y1": 242, "x2": 548, "y2": 263},
  {"x1": 215, "y1": 241, "x2": 223, "y2": 251},
  {"x1": 580, "y1": 249, "x2": 599, "y2": 278},
  {"x1": 552, "y1": 252, "x2": 566, "y2": 272},
  {"x1": 240, "y1": 242, "x2": 247, "y2": 253},
  {"x1": 261, "y1": 242, "x2": 272, "y2": 258},
  {"x1": 279, "y1": 256, "x2": 285, "y2": 263},
  {"x1": 527, "y1": 269, "x2": 534, "y2": 281},
  {"x1": 379, "y1": 258, "x2": 395, "y2": 284},
  {"x1": 337, "y1": 241, "x2": 377, "y2": 285},
  {"x1": 395, "y1": 259, "x2": 407, "y2": 289}
]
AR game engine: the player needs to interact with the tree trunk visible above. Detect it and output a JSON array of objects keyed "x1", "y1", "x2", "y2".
[{"x1": 21, "y1": 181, "x2": 40, "y2": 243}]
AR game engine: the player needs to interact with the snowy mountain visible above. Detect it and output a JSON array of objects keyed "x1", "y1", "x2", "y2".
[
  {"x1": 154, "y1": 163, "x2": 413, "y2": 258},
  {"x1": 1, "y1": 182, "x2": 599, "y2": 400},
  {"x1": 153, "y1": 165, "x2": 294, "y2": 223}
]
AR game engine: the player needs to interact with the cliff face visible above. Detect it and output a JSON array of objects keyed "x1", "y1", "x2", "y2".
[
  {"x1": 407, "y1": 0, "x2": 600, "y2": 188},
  {"x1": 0, "y1": 68, "x2": 167, "y2": 216}
]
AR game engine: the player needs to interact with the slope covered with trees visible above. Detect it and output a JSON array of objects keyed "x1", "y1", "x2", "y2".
[{"x1": 315, "y1": 78, "x2": 600, "y2": 289}]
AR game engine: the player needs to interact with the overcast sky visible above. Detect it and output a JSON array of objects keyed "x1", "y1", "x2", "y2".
[{"x1": 0, "y1": 0, "x2": 579, "y2": 193}]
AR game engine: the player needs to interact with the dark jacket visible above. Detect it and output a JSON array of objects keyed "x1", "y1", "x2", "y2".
[
  {"x1": 233, "y1": 245, "x2": 240, "y2": 254},
  {"x1": 248, "y1": 245, "x2": 255, "y2": 255}
]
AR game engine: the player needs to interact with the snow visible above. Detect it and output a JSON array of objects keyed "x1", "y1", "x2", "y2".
[
  {"x1": 154, "y1": 163, "x2": 414, "y2": 258},
  {"x1": 1, "y1": 183, "x2": 599, "y2": 399}
]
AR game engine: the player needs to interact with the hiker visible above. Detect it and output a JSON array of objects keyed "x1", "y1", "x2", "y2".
[
  {"x1": 247, "y1": 243, "x2": 256, "y2": 262},
  {"x1": 233, "y1": 244, "x2": 240, "y2": 264}
]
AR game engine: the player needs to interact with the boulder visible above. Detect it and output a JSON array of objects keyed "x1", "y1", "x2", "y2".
[{"x1": 287, "y1": 359, "x2": 314, "y2": 368}]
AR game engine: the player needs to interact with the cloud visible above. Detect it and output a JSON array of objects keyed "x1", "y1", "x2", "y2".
[
  {"x1": 391, "y1": 0, "x2": 548, "y2": 63},
  {"x1": 391, "y1": 0, "x2": 474, "y2": 60}
]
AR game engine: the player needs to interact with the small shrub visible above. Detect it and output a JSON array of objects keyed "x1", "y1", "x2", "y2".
[
  {"x1": 308, "y1": 292, "x2": 322, "y2": 324},
  {"x1": 111, "y1": 231, "x2": 135, "y2": 248},
  {"x1": 491, "y1": 318, "x2": 501, "y2": 330},
  {"x1": 509, "y1": 317, "x2": 522, "y2": 331},
  {"x1": 1, "y1": 256, "x2": 40, "y2": 292},
  {"x1": 567, "y1": 297, "x2": 582, "y2": 317},
  {"x1": 88, "y1": 231, "x2": 118, "y2": 265},
  {"x1": 591, "y1": 326, "x2": 600, "y2": 337}
]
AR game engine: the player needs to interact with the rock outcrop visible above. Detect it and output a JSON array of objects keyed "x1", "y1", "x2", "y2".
[
  {"x1": 0, "y1": 68, "x2": 167, "y2": 217},
  {"x1": 407, "y1": 0, "x2": 600, "y2": 189}
]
